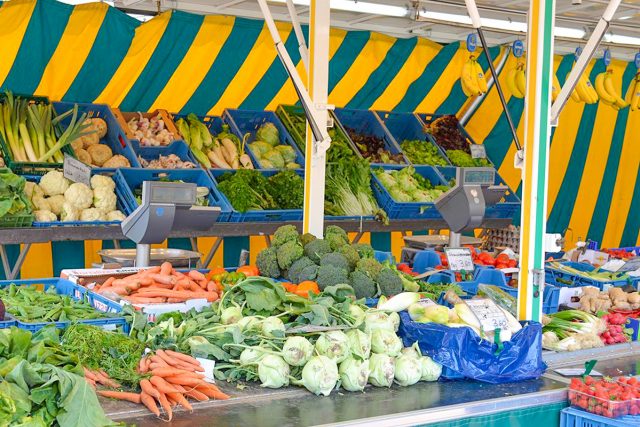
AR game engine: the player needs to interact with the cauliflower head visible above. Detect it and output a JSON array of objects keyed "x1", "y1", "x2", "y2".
[
  {"x1": 93, "y1": 187, "x2": 117, "y2": 212},
  {"x1": 90, "y1": 175, "x2": 116, "y2": 191},
  {"x1": 31, "y1": 195, "x2": 51, "y2": 212},
  {"x1": 39, "y1": 171, "x2": 70, "y2": 196},
  {"x1": 24, "y1": 181, "x2": 37, "y2": 200},
  {"x1": 61, "y1": 202, "x2": 79, "y2": 222},
  {"x1": 64, "y1": 183, "x2": 93, "y2": 210},
  {"x1": 80, "y1": 208, "x2": 106, "y2": 222},
  {"x1": 33, "y1": 210, "x2": 57, "y2": 222},
  {"x1": 106, "y1": 210, "x2": 126, "y2": 221},
  {"x1": 46, "y1": 195, "x2": 65, "y2": 217}
]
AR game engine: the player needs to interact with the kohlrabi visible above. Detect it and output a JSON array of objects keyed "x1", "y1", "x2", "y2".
[
  {"x1": 394, "y1": 354, "x2": 422, "y2": 386},
  {"x1": 282, "y1": 336, "x2": 314, "y2": 367},
  {"x1": 419, "y1": 356, "x2": 442, "y2": 382},
  {"x1": 345, "y1": 329, "x2": 371, "y2": 360},
  {"x1": 262, "y1": 316, "x2": 286, "y2": 338},
  {"x1": 339, "y1": 357, "x2": 370, "y2": 392},
  {"x1": 370, "y1": 328, "x2": 402, "y2": 357},
  {"x1": 258, "y1": 354, "x2": 290, "y2": 388},
  {"x1": 368, "y1": 353, "x2": 395, "y2": 387},
  {"x1": 221, "y1": 306, "x2": 243, "y2": 325},
  {"x1": 297, "y1": 355, "x2": 339, "y2": 396},
  {"x1": 315, "y1": 331, "x2": 350, "y2": 363}
]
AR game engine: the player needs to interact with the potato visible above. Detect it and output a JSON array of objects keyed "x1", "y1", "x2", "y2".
[
  {"x1": 74, "y1": 148, "x2": 92, "y2": 165},
  {"x1": 71, "y1": 139, "x2": 83, "y2": 152},
  {"x1": 88, "y1": 117, "x2": 108, "y2": 139},
  {"x1": 87, "y1": 144, "x2": 113, "y2": 166},
  {"x1": 102, "y1": 154, "x2": 130, "y2": 168},
  {"x1": 80, "y1": 132, "x2": 100, "y2": 148}
]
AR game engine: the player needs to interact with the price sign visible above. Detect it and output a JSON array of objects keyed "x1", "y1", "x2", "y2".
[
  {"x1": 470, "y1": 144, "x2": 487, "y2": 159},
  {"x1": 63, "y1": 154, "x2": 91, "y2": 187},
  {"x1": 618, "y1": 257, "x2": 640, "y2": 273},
  {"x1": 512, "y1": 40, "x2": 524, "y2": 58},
  {"x1": 603, "y1": 49, "x2": 611, "y2": 67},
  {"x1": 416, "y1": 297, "x2": 438, "y2": 307},
  {"x1": 445, "y1": 248, "x2": 475, "y2": 272},
  {"x1": 465, "y1": 298, "x2": 509, "y2": 332},
  {"x1": 635, "y1": 53, "x2": 640, "y2": 69},
  {"x1": 466, "y1": 34, "x2": 478, "y2": 52}
]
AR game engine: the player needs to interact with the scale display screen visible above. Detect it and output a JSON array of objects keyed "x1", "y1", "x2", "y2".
[
  {"x1": 147, "y1": 182, "x2": 196, "y2": 205},
  {"x1": 461, "y1": 169, "x2": 495, "y2": 185}
]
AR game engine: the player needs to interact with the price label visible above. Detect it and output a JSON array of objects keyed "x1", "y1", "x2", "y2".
[
  {"x1": 445, "y1": 248, "x2": 475, "y2": 272},
  {"x1": 196, "y1": 358, "x2": 216, "y2": 383},
  {"x1": 416, "y1": 297, "x2": 438, "y2": 307},
  {"x1": 619, "y1": 257, "x2": 640, "y2": 273},
  {"x1": 63, "y1": 154, "x2": 91, "y2": 187},
  {"x1": 470, "y1": 144, "x2": 487, "y2": 159},
  {"x1": 512, "y1": 40, "x2": 524, "y2": 58},
  {"x1": 603, "y1": 49, "x2": 611, "y2": 67},
  {"x1": 465, "y1": 298, "x2": 509, "y2": 332},
  {"x1": 466, "y1": 34, "x2": 477, "y2": 52}
]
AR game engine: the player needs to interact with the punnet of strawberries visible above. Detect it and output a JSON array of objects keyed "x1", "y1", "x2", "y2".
[
  {"x1": 600, "y1": 313, "x2": 632, "y2": 345},
  {"x1": 569, "y1": 376, "x2": 640, "y2": 418}
]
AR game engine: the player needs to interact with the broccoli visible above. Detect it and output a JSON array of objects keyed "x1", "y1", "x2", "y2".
[
  {"x1": 351, "y1": 243, "x2": 375, "y2": 259},
  {"x1": 376, "y1": 268, "x2": 403, "y2": 297},
  {"x1": 298, "y1": 264, "x2": 319, "y2": 282},
  {"x1": 287, "y1": 256, "x2": 316, "y2": 284},
  {"x1": 300, "y1": 232, "x2": 317, "y2": 247},
  {"x1": 324, "y1": 225, "x2": 349, "y2": 250},
  {"x1": 355, "y1": 258, "x2": 383, "y2": 281},
  {"x1": 319, "y1": 252, "x2": 351, "y2": 272},
  {"x1": 276, "y1": 240, "x2": 304, "y2": 270},
  {"x1": 337, "y1": 245, "x2": 360, "y2": 269},
  {"x1": 303, "y1": 239, "x2": 332, "y2": 263},
  {"x1": 256, "y1": 247, "x2": 280, "y2": 278},
  {"x1": 316, "y1": 264, "x2": 349, "y2": 290},
  {"x1": 272, "y1": 225, "x2": 299, "y2": 247},
  {"x1": 349, "y1": 270, "x2": 377, "y2": 299}
]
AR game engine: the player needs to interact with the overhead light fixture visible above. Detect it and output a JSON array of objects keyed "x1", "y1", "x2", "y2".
[
  {"x1": 270, "y1": 0, "x2": 407, "y2": 17},
  {"x1": 603, "y1": 33, "x2": 640, "y2": 46}
]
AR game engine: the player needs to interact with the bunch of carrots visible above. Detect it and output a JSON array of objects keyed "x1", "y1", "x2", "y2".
[
  {"x1": 95, "y1": 262, "x2": 221, "y2": 304},
  {"x1": 93, "y1": 349, "x2": 229, "y2": 421}
]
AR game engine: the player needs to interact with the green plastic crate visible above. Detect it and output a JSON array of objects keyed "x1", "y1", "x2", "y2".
[{"x1": 0, "y1": 168, "x2": 33, "y2": 228}]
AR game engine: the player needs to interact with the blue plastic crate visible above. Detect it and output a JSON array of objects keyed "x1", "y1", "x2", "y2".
[
  {"x1": 0, "y1": 278, "x2": 127, "y2": 332},
  {"x1": 412, "y1": 250, "x2": 443, "y2": 273},
  {"x1": 133, "y1": 140, "x2": 202, "y2": 169},
  {"x1": 437, "y1": 166, "x2": 520, "y2": 220},
  {"x1": 173, "y1": 113, "x2": 224, "y2": 136},
  {"x1": 25, "y1": 171, "x2": 128, "y2": 227},
  {"x1": 543, "y1": 284, "x2": 560, "y2": 314},
  {"x1": 114, "y1": 168, "x2": 231, "y2": 222},
  {"x1": 371, "y1": 165, "x2": 448, "y2": 220},
  {"x1": 52, "y1": 102, "x2": 140, "y2": 170},
  {"x1": 374, "y1": 111, "x2": 451, "y2": 166},
  {"x1": 548, "y1": 261, "x2": 633, "y2": 290},
  {"x1": 374, "y1": 250, "x2": 395, "y2": 263},
  {"x1": 605, "y1": 246, "x2": 640, "y2": 257},
  {"x1": 560, "y1": 407, "x2": 640, "y2": 427},
  {"x1": 223, "y1": 109, "x2": 304, "y2": 169},
  {"x1": 425, "y1": 271, "x2": 478, "y2": 295},
  {"x1": 210, "y1": 168, "x2": 302, "y2": 222},
  {"x1": 0, "y1": 314, "x2": 16, "y2": 329},
  {"x1": 333, "y1": 108, "x2": 408, "y2": 165}
]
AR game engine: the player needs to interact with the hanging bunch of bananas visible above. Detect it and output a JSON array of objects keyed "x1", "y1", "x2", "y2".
[
  {"x1": 461, "y1": 55, "x2": 488, "y2": 97},
  {"x1": 506, "y1": 62, "x2": 527, "y2": 98},
  {"x1": 571, "y1": 70, "x2": 599, "y2": 104},
  {"x1": 594, "y1": 69, "x2": 628, "y2": 110},
  {"x1": 627, "y1": 73, "x2": 640, "y2": 111}
]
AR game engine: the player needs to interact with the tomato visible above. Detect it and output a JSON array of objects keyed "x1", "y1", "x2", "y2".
[{"x1": 236, "y1": 265, "x2": 260, "y2": 277}]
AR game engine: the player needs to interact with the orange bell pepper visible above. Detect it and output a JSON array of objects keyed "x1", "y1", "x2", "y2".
[{"x1": 295, "y1": 281, "x2": 320, "y2": 298}]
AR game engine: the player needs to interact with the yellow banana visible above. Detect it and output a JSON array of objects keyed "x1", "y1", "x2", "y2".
[
  {"x1": 580, "y1": 74, "x2": 599, "y2": 104},
  {"x1": 570, "y1": 89, "x2": 582, "y2": 103},
  {"x1": 461, "y1": 57, "x2": 481, "y2": 97},
  {"x1": 515, "y1": 64, "x2": 527, "y2": 96},
  {"x1": 575, "y1": 78, "x2": 591, "y2": 104},
  {"x1": 506, "y1": 68, "x2": 524, "y2": 98},
  {"x1": 630, "y1": 74, "x2": 640, "y2": 111},
  {"x1": 473, "y1": 60, "x2": 488, "y2": 94},
  {"x1": 552, "y1": 74, "x2": 561, "y2": 102},
  {"x1": 595, "y1": 72, "x2": 617, "y2": 104},
  {"x1": 603, "y1": 70, "x2": 628, "y2": 109}
]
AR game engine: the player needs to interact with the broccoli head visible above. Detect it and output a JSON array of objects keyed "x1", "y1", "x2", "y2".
[
  {"x1": 319, "y1": 252, "x2": 351, "y2": 272},
  {"x1": 272, "y1": 224, "x2": 299, "y2": 247},
  {"x1": 355, "y1": 258, "x2": 383, "y2": 281},
  {"x1": 324, "y1": 225, "x2": 349, "y2": 250},
  {"x1": 337, "y1": 244, "x2": 360, "y2": 269},
  {"x1": 256, "y1": 247, "x2": 280, "y2": 278},
  {"x1": 316, "y1": 264, "x2": 349, "y2": 290},
  {"x1": 276, "y1": 240, "x2": 304, "y2": 270},
  {"x1": 303, "y1": 239, "x2": 332, "y2": 263},
  {"x1": 298, "y1": 264, "x2": 319, "y2": 282},
  {"x1": 300, "y1": 232, "x2": 317, "y2": 247},
  {"x1": 351, "y1": 243, "x2": 375, "y2": 259},
  {"x1": 349, "y1": 270, "x2": 377, "y2": 299},
  {"x1": 376, "y1": 268, "x2": 403, "y2": 297},
  {"x1": 287, "y1": 256, "x2": 316, "y2": 284}
]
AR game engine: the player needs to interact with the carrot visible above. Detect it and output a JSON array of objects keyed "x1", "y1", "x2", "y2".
[
  {"x1": 150, "y1": 355, "x2": 168, "y2": 365},
  {"x1": 125, "y1": 296, "x2": 167, "y2": 304},
  {"x1": 138, "y1": 358, "x2": 147, "y2": 373},
  {"x1": 85, "y1": 378, "x2": 96, "y2": 387},
  {"x1": 140, "y1": 392, "x2": 160, "y2": 417},
  {"x1": 137, "y1": 277, "x2": 153, "y2": 286},
  {"x1": 149, "y1": 362, "x2": 168, "y2": 371},
  {"x1": 97, "y1": 390, "x2": 142, "y2": 404},
  {"x1": 150, "y1": 367, "x2": 198, "y2": 378},
  {"x1": 156, "y1": 350, "x2": 180, "y2": 366},
  {"x1": 188, "y1": 270, "x2": 206, "y2": 281},
  {"x1": 167, "y1": 298, "x2": 186, "y2": 303},
  {"x1": 207, "y1": 282, "x2": 218, "y2": 293},
  {"x1": 196, "y1": 384, "x2": 230, "y2": 400},
  {"x1": 163, "y1": 376, "x2": 204, "y2": 387},
  {"x1": 139, "y1": 379, "x2": 161, "y2": 399},
  {"x1": 171, "y1": 384, "x2": 187, "y2": 393},
  {"x1": 101, "y1": 277, "x2": 116, "y2": 289},
  {"x1": 145, "y1": 266, "x2": 162, "y2": 274},
  {"x1": 184, "y1": 389, "x2": 209, "y2": 401},
  {"x1": 197, "y1": 279, "x2": 208, "y2": 290},
  {"x1": 166, "y1": 392, "x2": 193, "y2": 411},
  {"x1": 99, "y1": 286, "x2": 129, "y2": 296},
  {"x1": 83, "y1": 367, "x2": 98, "y2": 381},
  {"x1": 160, "y1": 262, "x2": 173, "y2": 276},
  {"x1": 149, "y1": 274, "x2": 176, "y2": 286},
  {"x1": 157, "y1": 392, "x2": 173, "y2": 421},
  {"x1": 150, "y1": 376, "x2": 180, "y2": 394},
  {"x1": 164, "y1": 350, "x2": 201, "y2": 367}
]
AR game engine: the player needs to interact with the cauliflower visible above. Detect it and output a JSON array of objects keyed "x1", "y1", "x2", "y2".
[
  {"x1": 61, "y1": 202, "x2": 79, "y2": 222},
  {"x1": 39, "y1": 171, "x2": 70, "y2": 196},
  {"x1": 64, "y1": 183, "x2": 93, "y2": 210},
  {"x1": 106, "y1": 210, "x2": 126, "y2": 221},
  {"x1": 80, "y1": 208, "x2": 106, "y2": 222},
  {"x1": 31, "y1": 195, "x2": 51, "y2": 212},
  {"x1": 46, "y1": 195, "x2": 65, "y2": 217},
  {"x1": 102, "y1": 155, "x2": 130, "y2": 168},
  {"x1": 24, "y1": 181, "x2": 37, "y2": 200},
  {"x1": 33, "y1": 210, "x2": 57, "y2": 222},
  {"x1": 31, "y1": 182, "x2": 45, "y2": 200},
  {"x1": 90, "y1": 175, "x2": 116, "y2": 191},
  {"x1": 93, "y1": 187, "x2": 117, "y2": 212}
]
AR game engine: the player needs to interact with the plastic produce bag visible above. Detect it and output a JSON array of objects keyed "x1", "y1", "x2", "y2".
[{"x1": 398, "y1": 312, "x2": 546, "y2": 384}]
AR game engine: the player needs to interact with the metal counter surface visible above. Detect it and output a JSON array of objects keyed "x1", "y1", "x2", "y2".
[{"x1": 110, "y1": 377, "x2": 567, "y2": 427}]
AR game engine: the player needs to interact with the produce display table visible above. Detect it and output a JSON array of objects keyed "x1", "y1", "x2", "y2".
[{"x1": 0, "y1": 217, "x2": 512, "y2": 279}]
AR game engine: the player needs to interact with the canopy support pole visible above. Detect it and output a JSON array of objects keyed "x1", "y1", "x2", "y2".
[{"x1": 517, "y1": 0, "x2": 556, "y2": 322}]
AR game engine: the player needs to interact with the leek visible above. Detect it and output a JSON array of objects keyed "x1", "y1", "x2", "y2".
[
  {"x1": 38, "y1": 104, "x2": 91, "y2": 162},
  {"x1": 542, "y1": 310, "x2": 605, "y2": 340}
]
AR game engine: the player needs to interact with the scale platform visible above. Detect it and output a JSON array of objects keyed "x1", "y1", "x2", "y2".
[{"x1": 403, "y1": 235, "x2": 483, "y2": 250}]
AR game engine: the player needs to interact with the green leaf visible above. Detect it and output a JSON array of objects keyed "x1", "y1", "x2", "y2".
[
  {"x1": 53, "y1": 367, "x2": 114, "y2": 427},
  {"x1": 309, "y1": 304, "x2": 332, "y2": 326}
]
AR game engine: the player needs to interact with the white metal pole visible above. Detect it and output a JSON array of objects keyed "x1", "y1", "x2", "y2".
[
  {"x1": 303, "y1": 0, "x2": 330, "y2": 237},
  {"x1": 285, "y1": 0, "x2": 309, "y2": 72}
]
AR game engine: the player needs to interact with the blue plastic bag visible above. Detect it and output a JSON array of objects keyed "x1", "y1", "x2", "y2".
[{"x1": 398, "y1": 312, "x2": 547, "y2": 384}]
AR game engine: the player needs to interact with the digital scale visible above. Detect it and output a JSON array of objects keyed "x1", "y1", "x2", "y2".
[
  {"x1": 434, "y1": 167, "x2": 508, "y2": 248},
  {"x1": 121, "y1": 181, "x2": 220, "y2": 267}
]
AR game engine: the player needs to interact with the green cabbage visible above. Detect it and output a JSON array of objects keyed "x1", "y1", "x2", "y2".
[
  {"x1": 256, "y1": 122, "x2": 280, "y2": 146},
  {"x1": 262, "y1": 150, "x2": 285, "y2": 168}
]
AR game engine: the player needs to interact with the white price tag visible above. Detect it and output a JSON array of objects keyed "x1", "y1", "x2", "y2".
[
  {"x1": 619, "y1": 257, "x2": 640, "y2": 273},
  {"x1": 470, "y1": 144, "x2": 487, "y2": 159},
  {"x1": 197, "y1": 357, "x2": 216, "y2": 383},
  {"x1": 416, "y1": 297, "x2": 438, "y2": 307},
  {"x1": 63, "y1": 154, "x2": 91, "y2": 186},
  {"x1": 445, "y1": 248, "x2": 475, "y2": 272},
  {"x1": 465, "y1": 299, "x2": 509, "y2": 332},
  {"x1": 554, "y1": 368, "x2": 602, "y2": 377}
]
